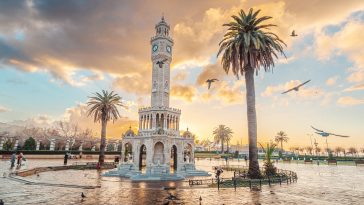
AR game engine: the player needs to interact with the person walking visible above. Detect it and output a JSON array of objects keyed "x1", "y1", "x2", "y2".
[
  {"x1": 64, "y1": 153, "x2": 68, "y2": 165},
  {"x1": 10, "y1": 152, "x2": 16, "y2": 168},
  {"x1": 244, "y1": 155, "x2": 248, "y2": 166},
  {"x1": 17, "y1": 152, "x2": 23, "y2": 167}
]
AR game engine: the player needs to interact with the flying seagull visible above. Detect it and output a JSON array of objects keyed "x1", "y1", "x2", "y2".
[
  {"x1": 290, "y1": 30, "x2": 298, "y2": 37},
  {"x1": 311, "y1": 126, "x2": 349, "y2": 153},
  {"x1": 311, "y1": 126, "x2": 350, "y2": 138},
  {"x1": 156, "y1": 59, "x2": 168, "y2": 68},
  {"x1": 281, "y1": 80, "x2": 311, "y2": 94},
  {"x1": 206, "y1": 78, "x2": 219, "y2": 89}
]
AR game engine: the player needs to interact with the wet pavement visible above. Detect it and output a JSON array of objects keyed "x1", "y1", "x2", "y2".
[{"x1": 1, "y1": 158, "x2": 364, "y2": 204}]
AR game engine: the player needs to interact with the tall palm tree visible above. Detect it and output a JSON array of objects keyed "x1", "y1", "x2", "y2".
[
  {"x1": 305, "y1": 146, "x2": 313, "y2": 155},
  {"x1": 87, "y1": 90, "x2": 126, "y2": 165},
  {"x1": 217, "y1": 8, "x2": 285, "y2": 178},
  {"x1": 213, "y1": 125, "x2": 233, "y2": 153},
  {"x1": 348, "y1": 147, "x2": 358, "y2": 157},
  {"x1": 274, "y1": 131, "x2": 288, "y2": 152},
  {"x1": 334, "y1": 147, "x2": 343, "y2": 157}
]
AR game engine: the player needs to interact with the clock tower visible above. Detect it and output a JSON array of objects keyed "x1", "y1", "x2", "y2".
[{"x1": 150, "y1": 16, "x2": 173, "y2": 107}]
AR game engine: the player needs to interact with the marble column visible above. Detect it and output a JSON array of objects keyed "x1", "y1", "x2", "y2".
[
  {"x1": 65, "y1": 139, "x2": 70, "y2": 151},
  {"x1": 13, "y1": 139, "x2": 19, "y2": 150},
  {"x1": 91, "y1": 145, "x2": 95, "y2": 151},
  {"x1": 113, "y1": 143, "x2": 118, "y2": 151},
  {"x1": 0, "y1": 138, "x2": 4, "y2": 151},
  {"x1": 49, "y1": 139, "x2": 55, "y2": 151},
  {"x1": 36, "y1": 140, "x2": 40, "y2": 150}
]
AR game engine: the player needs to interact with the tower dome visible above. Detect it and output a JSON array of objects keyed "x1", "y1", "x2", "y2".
[
  {"x1": 124, "y1": 126, "x2": 135, "y2": 137},
  {"x1": 182, "y1": 128, "x2": 192, "y2": 138}
]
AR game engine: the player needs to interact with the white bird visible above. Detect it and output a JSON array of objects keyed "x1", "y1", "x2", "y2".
[
  {"x1": 281, "y1": 80, "x2": 311, "y2": 94},
  {"x1": 311, "y1": 126, "x2": 350, "y2": 138}
]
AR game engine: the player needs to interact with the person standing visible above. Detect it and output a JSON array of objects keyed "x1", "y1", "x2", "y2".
[
  {"x1": 64, "y1": 153, "x2": 68, "y2": 165},
  {"x1": 17, "y1": 152, "x2": 23, "y2": 167},
  {"x1": 10, "y1": 152, "x2": 16, "y2": 168}
]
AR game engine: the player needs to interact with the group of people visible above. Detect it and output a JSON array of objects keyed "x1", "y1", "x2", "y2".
[{"x1": 10, "y1": 152, "x2": 26, "y2": 168}]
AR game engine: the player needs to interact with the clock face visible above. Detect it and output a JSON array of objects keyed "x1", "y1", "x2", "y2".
[
  {"x1": 166, "y1": 45, "x2": 171, "y2": 53},
  {"x1": 152, "y1": 44, "x2": 158, "y2": 52}
]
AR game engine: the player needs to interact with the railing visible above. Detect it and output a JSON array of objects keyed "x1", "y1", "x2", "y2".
[{"x1": 187, "y1": 165, "x2": 297, "y2": 190}]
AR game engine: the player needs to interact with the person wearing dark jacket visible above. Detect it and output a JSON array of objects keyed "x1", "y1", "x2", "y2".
[{"x1": 64, "y1": 153, "x2": 68, "y2": 165}]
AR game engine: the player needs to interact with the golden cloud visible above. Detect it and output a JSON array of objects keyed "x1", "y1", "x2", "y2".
[
  {"x1": 171, "y1": 85, "x2": 196, "y2": 102},
  {"x1": 64, "y1": 103, "x2": 138, "y2": 139},
  {"x1": 337, "y1": 96, "x2": 364, "y2": 106}
]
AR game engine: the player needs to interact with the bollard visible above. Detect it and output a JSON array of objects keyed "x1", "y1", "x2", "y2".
[
  {"x1": 249, "y1": 180, "x2": 252, "y2": 189},
  {"x1": 280, "y1": 176, "x2": 282, "y2": 185},
  {"x1": 234, "y1": 178, "x2": 237, "y2": 191},
  {"x1": 217, "y1": 177, "x2": 220, "y2": 190},
  {"x1": 259, "y1": 179, "x2": 262, "y2": 188},
  {"x1": 268, "y1": 177, "x2": 271, "y2": 186}
]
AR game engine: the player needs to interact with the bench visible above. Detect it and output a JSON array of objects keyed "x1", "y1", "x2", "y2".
[
  {"x1": 283, "y1": 159, "x2": 291, "y2": 163},
  {"x1": 327, "y1": 159, "x2": 337, "y2": 165},
  {"x1": 304, "y1": 159, "x2": 313, "y2": 164},
  {"x1": 189, "y1": 179, "x2": 203, "y2": 186},
  {"x1": 355, "y1": 160, "x2": 364, "y2": 166}
]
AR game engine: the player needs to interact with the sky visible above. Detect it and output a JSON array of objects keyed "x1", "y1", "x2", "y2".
[{"x1": 0, "y1": 0, "x2": 364, "y2": 149}]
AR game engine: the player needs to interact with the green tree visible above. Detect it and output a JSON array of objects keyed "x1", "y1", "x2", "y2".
[
  {"x1": 3, "y1": 139, "x2": 14, "y2": 151},
  {"x1": 274, "y1": 131, "x2": 288, "y2": 152},
  {"x1": 87, "y1": 90, "x2": 126, "y2": 165},
  {"x1": 259, "y1": 142, "x2": 277, "y2": 176},
  {"x1": 218, "y1": 8, "x2": 285, "y2": 178},
  {"x1": 23, "y1": 137, "x2": 36, "y2": 150},
  {"x1": 213, "y1": 125, "x2": 233, "y2": 153}
]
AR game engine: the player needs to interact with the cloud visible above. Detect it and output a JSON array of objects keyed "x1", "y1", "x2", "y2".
[
  {"x1": 0, "y1": 105, "x2": 11, "y2": 113},
  {"x1": 344, "y1": 83, "x2": 364, "y2": 92},
  {"x1": 337, "y1": 96, "x2": 364, "y2": 106},
  {"x1": 63, "y1": 103, "x2": 138, "y2": 138},
  {"x1": 326, "y1": 76, "x2": 339, "y2": 86},
  {"x1": 347, "y1": 70, "x2": 364, "y2": 83},
  {"x1": 171, "y1": 85, "x2": 196, "y2": 102},
  {"x1": 201, "y1": 80, "x2": 245, "y2": 104},
  {"x1": 1, "y1": 0, "x2": 364, "y2": 95},
  {"x1": 8, "y1": 115, "x2": 53, "y2": 128},
  {"x1": 196, "y1": 63, "x2": 227, "y2": 86},
  {"x1": 172, "y1": 70, "x2": 188, "y2": 81}
]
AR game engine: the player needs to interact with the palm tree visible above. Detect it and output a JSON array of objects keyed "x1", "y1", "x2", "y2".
[
  {"x1": 305, "y1": 146, "x2": 313, "y2": 155},
  {"x1": 259, "y1": 142, "x2": 277, "y2": 176},
  {"x1": 217, "y1": 8, "x2": 285, "y2": 178},
  {"x1": 334, "y1": 147, "x2": 343, "y2": 157},
  {"x1": 213, "y1": 125, "x2": 233, "y2": 153},
  {"x1": 87, "y1": 90, "x2": 126, "y2": 165},
  {"x1": 348, "y1": 147, "x2": 358, "y2": 157},
  {"x1": 274, "y1": 131, "x2": 288, "y2": 152}
]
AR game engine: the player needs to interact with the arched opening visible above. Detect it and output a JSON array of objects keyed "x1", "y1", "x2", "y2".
[
  {"x1": 153, "y1": 142, "x2": 165, "y2": 164},
  {"x1": 170, "y1": 145, "x2": 177, "y2": 172},
  {"x1": 124, "y1": 142, "x2": 133, "y2": 162},
  {"x1": 161, "y1": 114, "x2": 164, "y2": 129},
  {"x1": 156, "y1": 113, "x2": 160, "y2": 128},
  {"x1": 139, "y1": 144, "x2": 147, "y2": 172},
  {"x1": 184, "y1": 143, "x2": 192, "y2": 163}
]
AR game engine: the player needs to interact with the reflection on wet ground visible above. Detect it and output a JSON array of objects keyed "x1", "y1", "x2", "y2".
[{"x1": 1, "y1": 158, "x2": 364, "y2": 204}]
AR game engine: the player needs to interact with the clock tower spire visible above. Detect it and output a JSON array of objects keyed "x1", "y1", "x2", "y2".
[{"x1": 150, "y1": 16, "x2": 173, "y2": 107}]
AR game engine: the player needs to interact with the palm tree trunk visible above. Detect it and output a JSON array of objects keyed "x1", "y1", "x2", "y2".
[
  {"x1": 245, "y1": 68, "x2": 260, "y2": 178},
  {"x1": 99, "y1": 118, "x2": 107, "y2": 165},
  {"x1": 227, "y1": 140, "x2": 229, "y2": 153},
  {"x1": 221, "y1": 139, "x2": 224, "y2": 153}
]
